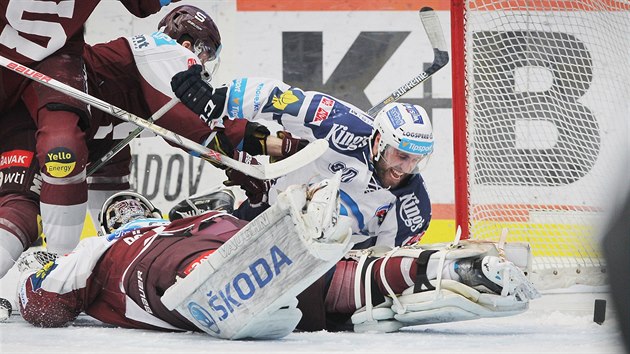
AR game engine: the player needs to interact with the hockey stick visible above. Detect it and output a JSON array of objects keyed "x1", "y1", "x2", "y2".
[
  {"x1": 86, "y1": 70, "x2": 214, "y2": 176},
  {"x1": 0, "y1": 55, "x2": 328, "y2": 180},
  {"x1": 366, "y1": 7, "x2": 449, "y2": 117},
  {"x1": 86, "y1": 97, "x2": 179, "y2": 176}
]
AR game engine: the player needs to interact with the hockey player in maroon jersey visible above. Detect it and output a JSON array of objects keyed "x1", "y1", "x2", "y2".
[
  {"x1": 0, "y1": 5, "x2": 287, "y2": 320},
  {"x1": 81, "y1": 5, "x2": 306, "y2": 229},
  {"x1": 15, "y1": 175, "x2": 538, "y2": 338},
  {"x1": 0, "y1": 0, "x2": 181, "y2": 266}
]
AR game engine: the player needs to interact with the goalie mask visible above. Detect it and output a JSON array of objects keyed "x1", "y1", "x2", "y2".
[
  {"x1": 158, "y1": 5, "x2": 222, "y2": 76},
  {"x1": 99, "y1": 191, "x2": 162, "y2": 235}
]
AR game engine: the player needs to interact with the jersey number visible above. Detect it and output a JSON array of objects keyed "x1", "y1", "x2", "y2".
[{"x1": 0, "y1": 0, "x2": 75, "y2": 61}]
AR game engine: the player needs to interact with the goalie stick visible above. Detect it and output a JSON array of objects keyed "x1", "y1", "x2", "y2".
[
  {"x1": 366, "y1": 7, "x2": 449, "y2": 117},
  {"x1": 0, "y1": 54, "x2": 328, "y2": 180}
]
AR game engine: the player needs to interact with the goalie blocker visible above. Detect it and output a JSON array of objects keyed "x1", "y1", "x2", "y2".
[{"x1": 161, "y1": 173, "x2": 353, "y2": 339}]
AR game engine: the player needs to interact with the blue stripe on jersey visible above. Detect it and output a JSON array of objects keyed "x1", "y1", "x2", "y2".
[
  {"x1": 228, "y1": 78, "x2": 247, "y2": 118},
  {"x1": 339, "y1": 190, "x2": 364, "y2": 230}
]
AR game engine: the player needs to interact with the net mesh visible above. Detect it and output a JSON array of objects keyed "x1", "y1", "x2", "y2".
[{"x1": 460, "y1": 0, "x2": 630, "y2": 287}]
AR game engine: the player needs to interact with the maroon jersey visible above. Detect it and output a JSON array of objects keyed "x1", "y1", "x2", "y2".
[
  {"x1": 82, "y1": 36, "x2": 250, "y2": 189},
  {"x1": 18, "y1": 212, "x2": 249, "y2": 330},
  {"x1": 87, "y1": 212, "x2": 248, "y2": 330},
  {"x1": 0, "y1": 0, "x2": 176, "y2": 111},
  {"x1": 0, "y1": 0, "x2": 166, "y2": 65}
]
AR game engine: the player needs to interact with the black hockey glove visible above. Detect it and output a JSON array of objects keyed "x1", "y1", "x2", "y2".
[{"x1": 170, "y1": 64, "x2": 227, "y2": 124}]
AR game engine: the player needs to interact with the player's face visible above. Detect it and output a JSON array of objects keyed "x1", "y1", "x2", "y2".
[{"x1": 374, "y1": 146, "x2": 425, "y2": 189}]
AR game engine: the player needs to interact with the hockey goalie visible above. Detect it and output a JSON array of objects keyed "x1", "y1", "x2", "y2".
[{"x1": 15, "y1": 175, "x2": 539, "y2": 339}]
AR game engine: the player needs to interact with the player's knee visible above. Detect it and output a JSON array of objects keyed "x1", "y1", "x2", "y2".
[
  {"x1": 35, "y1": 111, "x2": 88, "y2": 179},
  {"x1": 0, "y1": 193, "x2": 40, "y2": 246}
]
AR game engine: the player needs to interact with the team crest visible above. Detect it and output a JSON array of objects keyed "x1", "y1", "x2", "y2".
[
  {"x1": 375, "y1": 204, "x2": 392, "y2": 226},
  {"x1": 262, "y1": 88, "x2": 305, "y2": 116}
]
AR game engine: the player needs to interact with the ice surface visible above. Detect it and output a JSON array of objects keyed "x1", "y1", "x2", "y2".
[{"x1": 0, "y1": 262, "x2": 624, "y2": 354}]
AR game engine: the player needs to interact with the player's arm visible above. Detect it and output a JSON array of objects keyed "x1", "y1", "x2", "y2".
[
  {"x1": 171, "y1": 66, "x2": 310, "y2": 159},
  {"x1": 120, "y1": 0, "x2": 181, "y2": 18}
]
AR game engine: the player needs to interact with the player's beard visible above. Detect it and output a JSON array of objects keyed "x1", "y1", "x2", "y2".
[{"x1": 374, "y1": 157, "x2": 410, "y2": 189}]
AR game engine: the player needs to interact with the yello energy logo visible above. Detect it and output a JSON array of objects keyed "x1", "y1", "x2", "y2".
[{"x1": 45, "y1": 147, "x2": 76, "y2": 178}]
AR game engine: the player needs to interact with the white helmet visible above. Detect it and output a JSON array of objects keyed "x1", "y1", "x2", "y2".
[
  {"x1": 99, "y1": 191, "x2": 162, "y2": 235},
  {"x1": 372, "y1": 102, "x2": 434, "y2": 173}
]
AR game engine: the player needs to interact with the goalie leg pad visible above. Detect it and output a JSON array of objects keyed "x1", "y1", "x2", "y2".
[
  {"x1": 350, "y1": 298, "x2": 404, "y2": 333},
  {"x1": 161, "y1": 176, "x2": 353, "y2": 340},
  {"x1": 392, "y1": 281, "x2": 529, "y2": 326}
]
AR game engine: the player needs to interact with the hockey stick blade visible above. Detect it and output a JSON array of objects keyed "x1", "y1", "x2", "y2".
[
  {"x1": 0, "y1": 55, "x2": 326, "y2": 180},
  {"x1": 367, "y1": 7, "x2": 449, "y2": 117},
  {"x1": 87, "y1": 97, "x2": 179, "y2": 176}
]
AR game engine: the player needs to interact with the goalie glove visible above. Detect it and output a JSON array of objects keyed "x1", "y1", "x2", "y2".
[{"x1": 170, "y1": 64, "x2": 227, "y2": 124}]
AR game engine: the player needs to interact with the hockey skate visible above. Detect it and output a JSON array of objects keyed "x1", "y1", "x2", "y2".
[
  {"x1": 168, "y1": 186, "x2": 236, "y2": 221},
  {"x1": 0, "y1": 297, "x2": 11, "y2": 322},
  {"x1": 454, "y1": 255, "x2": 540, "y2": 301}
]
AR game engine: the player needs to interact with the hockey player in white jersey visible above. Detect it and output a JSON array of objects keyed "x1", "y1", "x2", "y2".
[{"x1": 170, "y1": 69, "x2": 434, "y2": 248}]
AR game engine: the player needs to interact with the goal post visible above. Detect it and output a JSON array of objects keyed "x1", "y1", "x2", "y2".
[{"x1": 450, "y1": 0, "x2": 630, "y2": 289}]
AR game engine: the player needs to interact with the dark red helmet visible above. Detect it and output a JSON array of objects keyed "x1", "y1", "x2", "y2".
[{"x1": 158, "y1": 5, "x2": 222, "y2": 62}]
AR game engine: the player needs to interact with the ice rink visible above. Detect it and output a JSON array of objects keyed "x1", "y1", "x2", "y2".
[{"x1": 0, "y1": 260, "x2": 624, "y2": 354}]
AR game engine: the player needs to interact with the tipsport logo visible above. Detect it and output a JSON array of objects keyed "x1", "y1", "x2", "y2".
[
  {"x1": 399, "y1": 138, "x2": 433, "y2": 155},
  {"x1": 151, "y1": 31, "x2": 177, "y2": 46}
]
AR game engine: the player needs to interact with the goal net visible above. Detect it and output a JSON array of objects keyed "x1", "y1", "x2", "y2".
[{"x1": 450, "y1": 0, "x2": 630, "y2": 289}]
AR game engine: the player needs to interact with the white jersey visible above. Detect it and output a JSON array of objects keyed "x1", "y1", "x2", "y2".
[{"x1": 217, "y1": 78, "x2": 432, "y2": 247}]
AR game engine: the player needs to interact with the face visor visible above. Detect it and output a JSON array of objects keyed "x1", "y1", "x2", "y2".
[
  {"x1": 379, "y1": 145, "x2": 430, "y2": 174},
  {"x1": 194, "y1": 41, "x2": 222, "y2": 78}
]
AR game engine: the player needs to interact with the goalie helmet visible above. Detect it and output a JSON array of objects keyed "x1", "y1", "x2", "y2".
[
  {"x1": 158, "y1": 5, "x2": 222, "y2": 75},
  {"x1": 99, "y1": 191, "x2": 162, "y2": 235},
  {"x1": 372, "y1": 102, "x2": 434, "y2": 174}
]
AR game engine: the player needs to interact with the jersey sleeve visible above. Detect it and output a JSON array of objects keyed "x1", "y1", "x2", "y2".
[
  {"x1": 219, "y1": 77, "x2": 374, "y2": 143},
  {"x1": 126, "y1": 31, "x2": 202, "y2": 98},
  {"x1": 126, "y1": 32, "x2": 215, "y2": 146},
  {"x1": 18, "y1": 237, "x2": 114, "y2": 327}
]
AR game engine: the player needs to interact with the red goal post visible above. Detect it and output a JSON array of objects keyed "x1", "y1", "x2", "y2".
[{"x1": 450, "y1": 0, "x2": 630, "y2": 289}]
